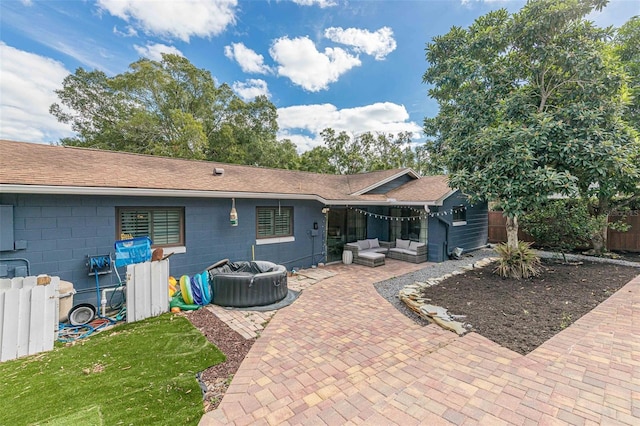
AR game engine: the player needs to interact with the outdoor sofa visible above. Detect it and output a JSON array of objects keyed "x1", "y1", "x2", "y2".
[
  {"x1": 344, "y1": 238, "x2": 388, "y2": 267},
  {"x1": 385, "y1": 239, "x2": 427, "y2": 263}
]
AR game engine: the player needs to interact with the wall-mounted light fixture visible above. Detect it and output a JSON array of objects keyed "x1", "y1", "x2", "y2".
[{"x1": 230, "y1": 198, "x2": 238, "y2": 226}]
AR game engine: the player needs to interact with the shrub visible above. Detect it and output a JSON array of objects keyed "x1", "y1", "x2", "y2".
[
  {"x1": 493, "y1": 241, "x2": 541, "y2": 279},
  {"x1": 520, "y1": 199, "x2": 594, "y2": 261}
]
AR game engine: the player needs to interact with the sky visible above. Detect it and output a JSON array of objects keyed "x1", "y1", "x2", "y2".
[{"x1": 1, "y1": 0, "x2": 638, "y2": 152}]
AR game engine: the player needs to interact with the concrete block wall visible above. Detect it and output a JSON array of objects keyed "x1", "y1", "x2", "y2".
[{"x1": 0, "y1": 193, "x2": 326, "y2": 306}]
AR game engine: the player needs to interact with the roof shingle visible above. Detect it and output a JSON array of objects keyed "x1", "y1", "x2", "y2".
[{"x1": 0, "y1": 140, "x2": 453, "y2": 204}]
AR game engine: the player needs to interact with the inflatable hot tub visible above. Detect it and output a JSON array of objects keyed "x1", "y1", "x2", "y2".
[{"x1": 208, "y1": 260, "x2": 288, "y2": 308}]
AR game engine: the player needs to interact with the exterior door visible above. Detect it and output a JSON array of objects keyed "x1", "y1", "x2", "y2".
[{"x1": 326, "y1": 208, "x2": 367, "y2": 262}]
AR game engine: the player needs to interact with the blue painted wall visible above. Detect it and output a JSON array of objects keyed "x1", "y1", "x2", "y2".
[
  {"x1": 0, "y1": 193, "x2": 326, "y2": 305},
  {"x1": 364, "y1": 206, "x2": 388, "y2": 239},
  {"x1": 427, "y1": 191, "x2": 488, "y2": 262}
]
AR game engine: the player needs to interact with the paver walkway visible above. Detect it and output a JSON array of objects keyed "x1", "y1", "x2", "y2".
[{"x1": 200, "y1": 259, "x2": 640, "y2": 425}]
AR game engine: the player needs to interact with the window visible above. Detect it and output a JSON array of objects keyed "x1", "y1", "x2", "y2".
[
  {"x1": 452, "y1": 205, "x2": 467, "y2": 225},
  {"x1": 117, "y1": 207, "x2": 184, "y2": 247},
  {"x1": 346, "y1": 208, "x2": 366, "y2": 242},
  {"x1": 257, "y1": 207, "x2": 293, "y2": 239},
  {"x1": 389, "y1": 208, "x2": 427, "y2": 242}
]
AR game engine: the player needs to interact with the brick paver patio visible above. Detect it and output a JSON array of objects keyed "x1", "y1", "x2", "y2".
[{"x1": 200, "y1": 259, "x2": 640, "y2": 425}]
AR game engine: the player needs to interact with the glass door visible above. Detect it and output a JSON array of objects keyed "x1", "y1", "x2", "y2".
[
  {"x1": 326, "y1": 208, "x2": 368, "y2": 263},
  {"x1": 326, "y1": 209, "x2": 346, "y2": 262}
]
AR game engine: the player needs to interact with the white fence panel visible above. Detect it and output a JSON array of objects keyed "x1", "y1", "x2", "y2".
[
  {"x1": 126, "y1": 260, "x2": 169, "y2": 323},
  {"x1": 0, "y1": 277, "x2": 59, "y2": 362}
]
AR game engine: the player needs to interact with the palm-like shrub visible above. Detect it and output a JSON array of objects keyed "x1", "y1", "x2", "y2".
[{"x1": 494, "y1": 241, "x2": 541, "y2": 279}]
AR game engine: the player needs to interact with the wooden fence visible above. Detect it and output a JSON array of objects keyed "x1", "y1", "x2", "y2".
[
  {"x1": 488, "y1": 211, "x2": 640, "y2": 252},
  {"x1": 0, "y1": 276, "x2": 59, "y2": 362}
]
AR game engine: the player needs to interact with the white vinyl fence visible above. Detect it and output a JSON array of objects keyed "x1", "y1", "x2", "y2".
[
  {"x1": 126, "y1": 259, "x2": 169, "y2": 323},
  {"x1": 0, "y1": 260, "x2": 169, "y2": 363},
  {"x1": 0, "y1": 276, "x2": 59, "y2": 362}
]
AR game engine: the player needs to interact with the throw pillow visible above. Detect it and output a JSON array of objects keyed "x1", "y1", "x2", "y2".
[
  {"x1": 408, "y1": 241, "x2": 421, "y2": 251},
  {"x1": 357, "y1": 239, "x2": 370, "y2": 250},
  {"x1": 369, "y1": 238, "x2": 380, "y2": 248},
  {"x1": 396, "y1": 239, "x2": 410, "y2": 249}
]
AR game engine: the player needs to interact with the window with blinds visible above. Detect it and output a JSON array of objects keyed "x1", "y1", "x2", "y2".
[
  {"x1": 117, "y1": 207, "x2": 184, "y2": 246},
  {"x1": 256, "y1": 207, "x2": 293, "y2": 239}
]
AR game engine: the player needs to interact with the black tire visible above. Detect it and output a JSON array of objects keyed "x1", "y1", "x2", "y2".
[{"x1": 68, "y1": 303, "x2": 97, "y2": 326}]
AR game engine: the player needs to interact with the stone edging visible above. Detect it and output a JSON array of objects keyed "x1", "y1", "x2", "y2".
[{"x1": 398, "y1": 257, "x2": 498, "y2": 335}]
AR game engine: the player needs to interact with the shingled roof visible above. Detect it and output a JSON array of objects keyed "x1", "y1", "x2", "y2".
[{"x1": 0, "y1": 140, "x2": 454, "y2": 205}]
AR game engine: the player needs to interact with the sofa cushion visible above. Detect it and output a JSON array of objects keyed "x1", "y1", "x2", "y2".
[
  {"x1": 396, "y1": 239, "x2": 410, "y2": 249},
  {"x1": 408, "y1": 241, "x2": 421, "y2": 251},
  {"x1": 358, "y1": 251, "x2": 385, "y2": 260},
  {"x1": 368, "y1": 238, "x2": 380, "y2": 248},
  {"x1": 390, "y1": 248, "x2": 414, "y2": 255},
  {"x1": 357, "y1": 239, "x2": 370, "y2": 250}
]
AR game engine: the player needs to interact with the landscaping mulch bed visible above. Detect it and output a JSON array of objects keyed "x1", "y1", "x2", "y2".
[
  {"x1": 185, "y1": 308, "x2": 255, "y2": 412},
  {"x1": 420, "y1": 258, "x2": 640, "y2": 355}
]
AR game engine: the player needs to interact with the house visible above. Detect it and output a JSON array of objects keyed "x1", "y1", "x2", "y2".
[{"x1": 0, "y1": 140, "x2": 488, "y2": 304}]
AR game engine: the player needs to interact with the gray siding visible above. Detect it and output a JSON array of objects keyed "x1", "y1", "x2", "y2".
[
  {"x1": 365, "y1": 175, "x2": 413, "y2": 194},
  {"x1": 427, "y1": 191, "x2": 488, "y2": 262},
  {"x1": 0, "y1": 193, "x2": 325, "y2": 305}
]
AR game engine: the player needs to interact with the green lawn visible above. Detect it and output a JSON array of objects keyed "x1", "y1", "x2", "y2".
[{"x1": 0, "y1": 314, "x2": 224, "y2": 426}]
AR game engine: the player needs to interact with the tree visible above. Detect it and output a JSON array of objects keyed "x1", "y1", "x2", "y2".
[
  {"x1": 299, "y1": 146, "x2": 338, "y2": 174},
  {"x1": 315, "y1": 128, "x2": 418, "y2": 174},
  {"x1": 615, "y1": 16, "x2": 640, "y2": 133},
  {"x1": 51, "y1": 54, "x2": 297, "y2": 168},
  {"x1": 423, "y1": 0, "x2": 638, "y2": 258}
]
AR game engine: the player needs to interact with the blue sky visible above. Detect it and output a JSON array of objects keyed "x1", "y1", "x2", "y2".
[{"x1": 1, "y1": 0, "x2": 637, "y2": 152}]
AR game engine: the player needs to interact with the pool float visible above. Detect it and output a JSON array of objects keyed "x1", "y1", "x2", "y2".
[
  {"x1": 191, "y1": 275, "x2": 203, "y2": 305},
  {"x1": 179, "y1": 275, "x2": 194, "y2": 304},
  {"x1": 200, "y1": 271, "x2": 211, "y2": 305},
  {"x1": 168, "y1": 276, "x2": 177, "y2": 297}
]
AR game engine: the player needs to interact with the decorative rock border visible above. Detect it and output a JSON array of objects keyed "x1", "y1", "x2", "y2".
[{"x1": 398, "y1": 257, "x2": 498, "y2": 335}]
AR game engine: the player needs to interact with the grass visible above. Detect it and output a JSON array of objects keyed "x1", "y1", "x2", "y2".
[{"x1": 0, "y1": 313, "x2": 225, "y2": 426}]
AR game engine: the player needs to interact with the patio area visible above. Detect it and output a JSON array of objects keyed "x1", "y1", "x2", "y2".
[{"x1": 200, "y1": 258, "x2": 640, "y2": 425}]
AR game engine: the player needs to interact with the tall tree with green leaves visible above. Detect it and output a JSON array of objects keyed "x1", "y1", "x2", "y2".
[
  {"x1": 423, "y1": 0, "x2": 638, "y2": 254},
  {"x1": 315, "y1": 128, "x2": 418, "y2": 174},
  {"x1": 51, "y1": 54, "x2": 298, "y2": 168},
  {"x1": 615, "y1": 16, "x2": 640, "y2": 133}
]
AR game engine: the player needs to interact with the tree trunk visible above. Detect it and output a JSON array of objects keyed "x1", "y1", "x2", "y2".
[
  {"x1": 591, "y1": 214, "x2": 608, "y2": 255},
  {"x1": 590, "y1": 198, "x2": 609, "y2": 255},
  {"x1": 506, "y1": 215, "x2": 519, "y2": 250}
]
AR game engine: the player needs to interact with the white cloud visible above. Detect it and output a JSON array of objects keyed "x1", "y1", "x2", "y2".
[
  {"x1": 113, "y1": 25, "x2": 139, "y2": 37},
  {"x1": 324, "y1": 27, "x2": 397, "y2": 60},
  {"x1": 134, "y1": 43, "x2": 183, "y2": 61},
  {"x1": 0, "y1": 43, "x2": 74, "y2": 143},
  {"x1": 224, "y1": 42, "x2": 272, "y2": 74},
  {"x1": 270, "y1": 36, "x2": 361, "y2": 92},
  {"x1": 97, "y1": 0, "x2": 238, "y2": 42},
  {"x1": 232, "y1": 79, "x2": 270, "y2": 101},
  {"x1": 277, "y1": 102, "x2": 423, "y2": 151},
  {"x1": 291, "y1": 0, "x2": 337, "y2": 8}
]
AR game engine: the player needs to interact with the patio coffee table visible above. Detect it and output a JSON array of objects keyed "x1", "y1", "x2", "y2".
[{"x1": 354, "y1": 252, "x2": 385, "y2": 267}]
